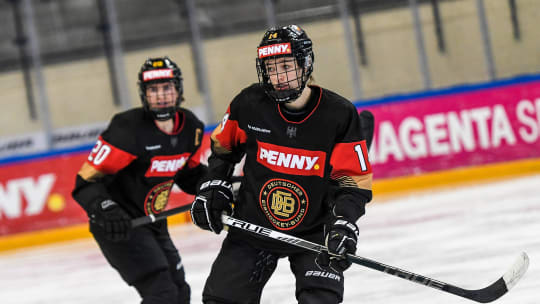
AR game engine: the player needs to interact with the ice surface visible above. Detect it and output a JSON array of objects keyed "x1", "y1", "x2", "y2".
[{"x1": 1, "y1": 174, "x2": 538, "y2": 303}]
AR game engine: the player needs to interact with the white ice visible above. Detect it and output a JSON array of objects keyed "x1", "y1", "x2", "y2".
[{"x1": 0, "y1": 174, "x2": 538, "y2": 304}]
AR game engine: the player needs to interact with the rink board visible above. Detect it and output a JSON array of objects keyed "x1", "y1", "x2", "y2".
[{"x1": 1, "y1": 74, "x2": 540, "y2": 250}]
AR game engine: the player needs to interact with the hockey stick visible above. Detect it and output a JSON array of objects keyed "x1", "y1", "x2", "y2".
[
  {"x1": 222, "y1": 214, "x2": 529, "y2": 303},
  {"x1": 131, "y1": 203, "x2": 192, "y2": 228}
]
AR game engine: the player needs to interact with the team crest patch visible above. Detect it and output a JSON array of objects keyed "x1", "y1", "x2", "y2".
[
  {"x1": 144, "y1": 180, "x2": 173, "y2": 215},
  {"x1": 259, "y1": 178, "x2": 309, "y2": 230}
]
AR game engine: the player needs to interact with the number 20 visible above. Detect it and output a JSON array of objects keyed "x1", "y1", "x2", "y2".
[
  {"x1": 354, "y1": 144, "x2": 368, "y2": 172},
  {"x1": 88, "y1": 140, "x2": 111, "y2": 165}
]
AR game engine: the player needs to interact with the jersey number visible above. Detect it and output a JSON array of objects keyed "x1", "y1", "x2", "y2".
[
  {"x1": 354, "y1": 144, "x2": 368, "y2": 172},
  {"x1": 88, "y1": 140, "x2": 111, "y2": 165}
]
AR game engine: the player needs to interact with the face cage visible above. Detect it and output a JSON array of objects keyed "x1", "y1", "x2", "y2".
[
  {"x1": 139, "y1": 80, "x2": 182, "y2": 121},
  {"x1": 256, "y1": 57, "x2": 309, "y2": 103}
]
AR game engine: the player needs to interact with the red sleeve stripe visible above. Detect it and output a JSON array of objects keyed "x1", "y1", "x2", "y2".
[
  {"x1": 86, "y1": 136, "x2": 137, "y2": 175},
  {"x1": 211, "y1": 117, "x2": 247, "y2": 154},
  {"x1": 330, "y1": 140, "x2": 372, "y2": 178},
  {"x1": 187, "y1": 146, "x2": 203, "y2": 169}
]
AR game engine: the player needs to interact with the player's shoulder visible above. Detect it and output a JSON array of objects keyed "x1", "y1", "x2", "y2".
[
  {"x1": 225, "y1": 83, "x2": 268, "y2": 117},
  {"x1": 239, "y1": 83, "x2": 266, "y2": 98},
  {"x1": 101, "y1": 108, "x2": 146, "y2": 151},
  {"x1": 109, "y1": 107, "x2": 147, "y2": 129},
  {"x1": 231, "y1": 83, "x2": 267, "y2": 106},
  {"x1": 318, "y1": 86, "x2": 356, "y2": 112}
]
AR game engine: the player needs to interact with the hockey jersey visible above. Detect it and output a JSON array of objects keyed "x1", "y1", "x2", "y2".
[
  {"x1": 210, "y1": 84, "x2": 372, "y2": 251},
  {"x1": 72, "y1": 108, "x2": 205, "y2": 219}
]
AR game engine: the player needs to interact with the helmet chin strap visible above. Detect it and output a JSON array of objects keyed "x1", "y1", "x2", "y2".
[
  {"x1": 142, "y1": 92, "x2": 181, "y2": 121},
  {"x1": 269, "y1": 88, "x2": 302, "y2": 104},
  {"x1": 149, "y1": 107, "x2": 177, "y2": 121},
  {"x1": 268, "y1": 74, "x2": 308, "y2": 104}
]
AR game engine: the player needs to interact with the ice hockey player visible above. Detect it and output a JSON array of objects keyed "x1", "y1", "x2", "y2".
[
  {"x1": 72, "y1": 56, "x2": 206, "y2": 304},
  {"x1": 190, "y1": 25, "x2": 374, "y2": 303}
]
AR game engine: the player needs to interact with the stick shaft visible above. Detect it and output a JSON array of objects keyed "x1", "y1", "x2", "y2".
[
  {"x1": 222, "y1": 214, "x2": 528, "y2": 303},
  {"x1": 131, "y1": 203, "x2": 192, "y2": 228}
]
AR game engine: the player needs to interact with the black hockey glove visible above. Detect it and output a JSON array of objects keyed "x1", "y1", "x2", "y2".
[
  {"x1": 190, "y1": 179, "x2": 233, "y2": 234},
  {"x1": 316, "y1": 217, "x2": 359, "y2": 272},
  {"x1": 89, "y1": 199, "x2": 131, "y2": 242}
]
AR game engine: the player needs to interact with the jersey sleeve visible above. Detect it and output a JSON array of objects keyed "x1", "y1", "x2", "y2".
[
  {"x1": 174, "y1": 163, "x2": 207, "y2": 195},
  {"x1": 72, "y1": 115, "x2": 138, "y2": 212},
  {"x1": 210, "y1": 100, "x2": 248, "y2": 164},
  {"x1": 174, "y1": 121, "x2": 207, "y2": 194},
  {"x1": 329, "y1": 105, "x2": 373, "y2": 221},
  {"x1": 186, "y1": 124, "x2": 204, "y2": 169},
  {"x1": 78, "y1": 115, "x2": 138, "y2": 181}
]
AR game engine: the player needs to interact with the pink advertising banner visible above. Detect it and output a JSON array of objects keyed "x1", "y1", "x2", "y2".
[{"x1": 364, "y1": 81, "x2": 540, "y2": 179}]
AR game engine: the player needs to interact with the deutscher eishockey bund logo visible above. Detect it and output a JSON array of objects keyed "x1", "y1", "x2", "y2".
[
  {"x1": 144, "y1": 180, "x2": 173, "y2": 215},
  {"x1": 259, "y1": 178, "x2": 309, "y2": 231}
]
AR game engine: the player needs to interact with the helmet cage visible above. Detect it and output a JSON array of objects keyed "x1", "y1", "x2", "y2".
[
  {"x1": 256, "y1": 25, "x2": 314, "y2": 103},
  {"x1": 138, "y1": 57, "x2": 183, "y2": 121}
]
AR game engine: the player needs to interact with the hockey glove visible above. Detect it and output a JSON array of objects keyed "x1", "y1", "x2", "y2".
[
  {"x1": 316, "y1": 217, "x2": 359, "y2": 272},
  {"x1": 89, "y1": 199, "x2": 131, "y2": 242},
  {"x1": 190, "y1": 179, "x2": 233, "y2": 234}
]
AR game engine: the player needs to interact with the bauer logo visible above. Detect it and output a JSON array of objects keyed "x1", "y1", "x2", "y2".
[
  {"x1": 258, "y1": 43, "x2": 292, "y2": 58},
  {"x1": 305, "y1": 270, "x2": 341, "y2": 282},
  {"x1": 145, "y1": 153, "x2": 190, "y2": 177},
  {"x1": 256, "y1": 141, "x2": 326, "y2": 177},
  {"x1": 142, "y1": 69, "x2": 173, "y2": 81}
]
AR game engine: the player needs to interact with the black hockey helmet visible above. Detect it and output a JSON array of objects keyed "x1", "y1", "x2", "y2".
[
  {"x1": 256, "y1": 24, "x2": 314, "y2": 103},
  {"x1": 138, "y1": 56, "x2": 183, "y2": 121}
]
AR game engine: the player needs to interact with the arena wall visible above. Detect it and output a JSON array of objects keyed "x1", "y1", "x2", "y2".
[{"x1": 1, "y1": 74, "x2": 540, "y2": 251}]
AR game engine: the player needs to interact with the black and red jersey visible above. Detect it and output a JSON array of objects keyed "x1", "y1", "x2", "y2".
[
  {"x1": 210, "y1": 84, "x2": 372, "y2": 250},
  {"x1": 72, "y1": 107, "x2": 205, "y2": 218}
]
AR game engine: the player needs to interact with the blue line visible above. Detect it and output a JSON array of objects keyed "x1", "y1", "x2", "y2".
[
  {"x1": 353, "y1": 73, "x2": 540, "y2": 107},
  {"x1": 205, "y1": 124, "x2": 218, "y2": 133},
  {"x1": 0, "y1": 145, "x2": 94, "y2": 166},
  {"x1": 2, "y1": 73, "x2": 540, "y2": 166}
]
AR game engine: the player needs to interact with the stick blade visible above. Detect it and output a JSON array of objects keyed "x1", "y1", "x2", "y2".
[
  {"x1": 502, "y1": 252, "x2": 529, "y2": 291},
  {"x1": 460, "y1": 252, "x2": 529, "y2": 303}
]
